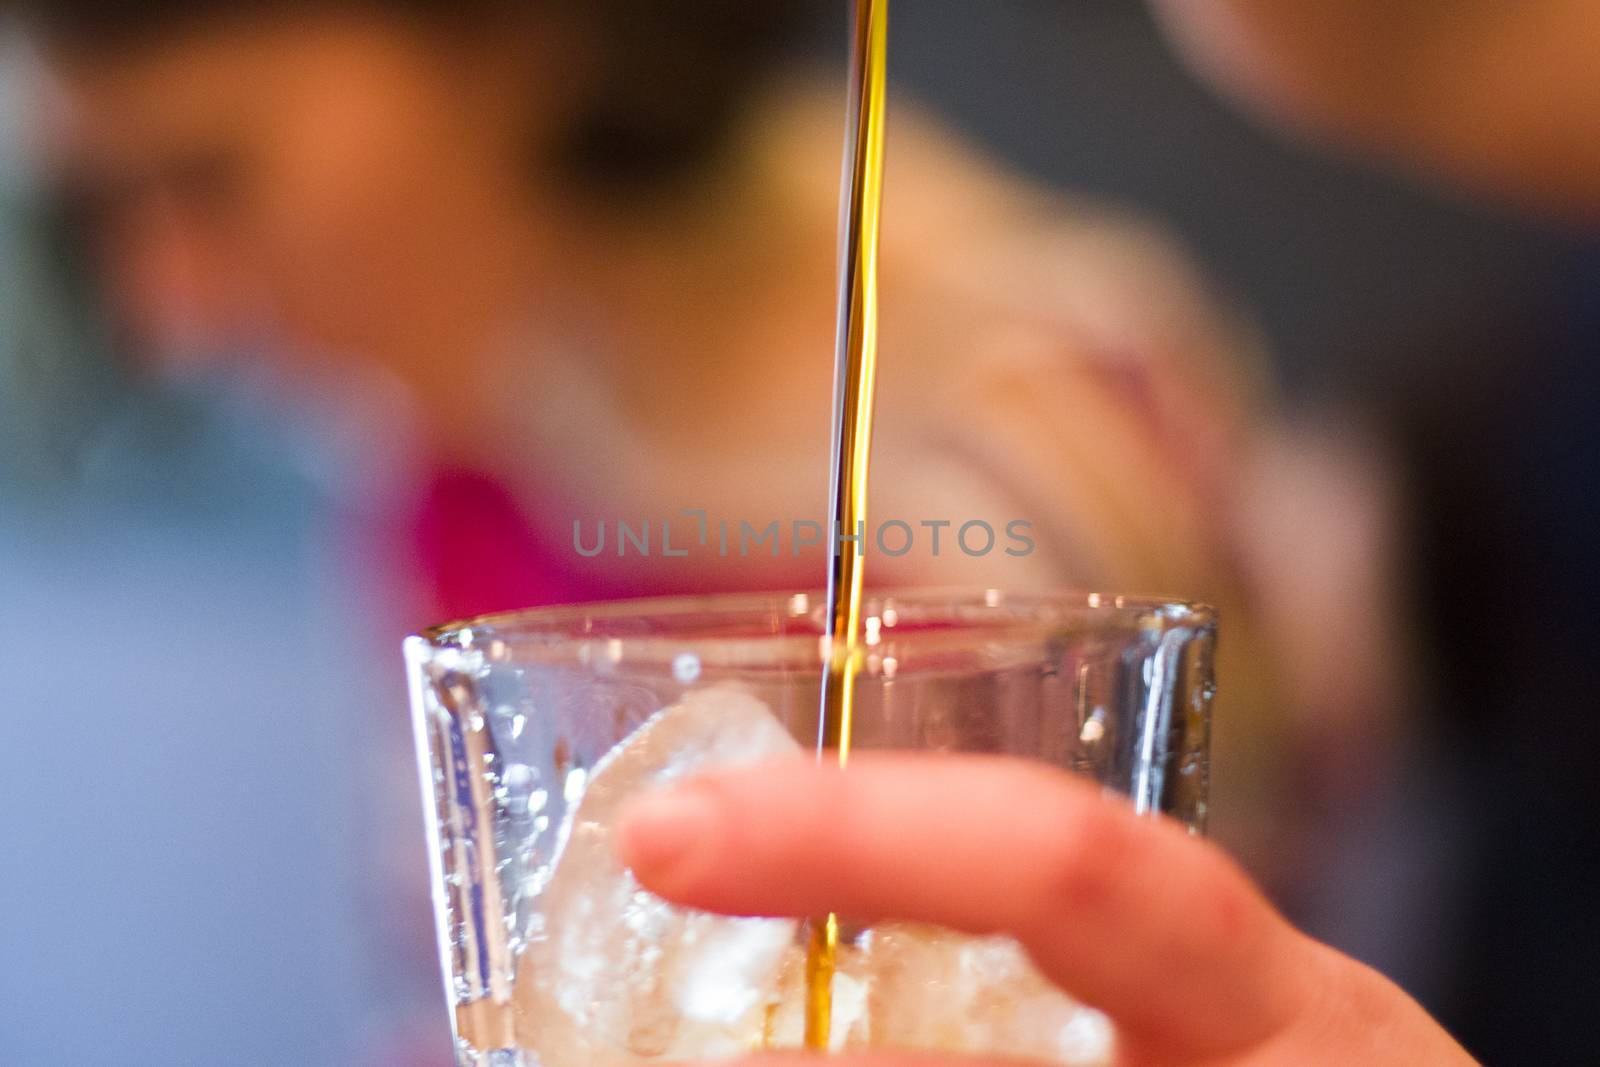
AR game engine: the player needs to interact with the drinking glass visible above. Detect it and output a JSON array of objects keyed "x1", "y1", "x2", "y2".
[{"x1": 407, "y1": 589, "x2": 1215, "y2": 1066}]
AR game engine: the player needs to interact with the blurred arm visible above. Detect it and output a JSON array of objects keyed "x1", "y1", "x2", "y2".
[{"x1": 1149, "y1": 0, "x2": 1600, "y2": 215}]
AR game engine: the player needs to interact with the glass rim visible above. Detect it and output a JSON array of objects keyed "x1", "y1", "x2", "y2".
[{"x1": 413, "y1": 587, "x2": 1216, "y2": 651}]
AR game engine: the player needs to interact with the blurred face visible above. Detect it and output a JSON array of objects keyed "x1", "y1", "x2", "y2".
[{"x1": 47, "y1": 13, "x2": 556, "y2": 385}]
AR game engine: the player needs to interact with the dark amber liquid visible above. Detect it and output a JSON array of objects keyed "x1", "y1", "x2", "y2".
[{"x1": 806, "y1": 0, "x2": 890, "y2": 1051}]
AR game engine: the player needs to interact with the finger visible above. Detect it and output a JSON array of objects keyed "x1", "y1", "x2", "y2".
[{"x1": 619, "y1": 754, "x2": 1308, "y2": 1058}]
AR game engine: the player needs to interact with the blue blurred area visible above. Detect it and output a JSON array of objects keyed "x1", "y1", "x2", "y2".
[
  {"x1": 2, "y1": 399, "x2": 344, "y2": 1064},
  {"x1": 0, "y1": 390, "x2": 449, "y2": 1065}
]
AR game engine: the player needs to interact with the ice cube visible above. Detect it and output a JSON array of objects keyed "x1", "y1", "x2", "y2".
[
  {"x1": 515, "y1": 684, "x2": 803, "y2": 1065},
  {"x1": 762, "y1": 942, "x2": 872, "y2": 1052},
  {"x1": 515, "y1": 683, "x2": 1113, "y2": 1066},
  {"x1": 853, "y1": 923, "x2": 1115, "y2": 1065},
  {"x1": 760, "y1": 925, "x2": 1113, "y2": 1065}
]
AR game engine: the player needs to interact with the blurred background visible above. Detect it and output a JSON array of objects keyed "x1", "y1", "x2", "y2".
[{"x1": 3, "y1": 2, "x2": 1595, "y2": 1065}]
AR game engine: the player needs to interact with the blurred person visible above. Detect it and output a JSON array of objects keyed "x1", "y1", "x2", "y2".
[
  {"x1": 0, "y1": 2, "x2": 1409, "y2": 1066},
  {"x1": 3, "y1": 0, "x2": 1297, "y2": 866},
  {"x1": 9, "y1": 1, "x2": 1265, "y2": 616}
]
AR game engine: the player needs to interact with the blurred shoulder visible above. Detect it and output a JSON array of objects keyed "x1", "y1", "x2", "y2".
[
  {"x1": 880, "y1": 98, "x2": 1265, "y2": 403},
  {"x1": 741, "y1": 80, "x2": 1270, "y2": 591},
  {"x1": 744, "y1": 76, "x2": 1261, "y2": 390},
  {"x1": 864, "y1": 103, "x2": 1270, "y2": 594}
]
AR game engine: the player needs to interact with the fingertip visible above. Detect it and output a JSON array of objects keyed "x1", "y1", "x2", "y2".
[{"x1": 616, "y1": 784, "x2": 721, "y2": 893}]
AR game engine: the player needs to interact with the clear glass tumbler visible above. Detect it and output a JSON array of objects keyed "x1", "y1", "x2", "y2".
[{"x1": 407, "y1": 589, "x2": 1215, "y2": 1067}]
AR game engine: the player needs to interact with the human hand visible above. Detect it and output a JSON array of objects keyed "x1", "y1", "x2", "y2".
[{"x1": 617, "y1": 754, "x2": 1476, "y2": 1065}]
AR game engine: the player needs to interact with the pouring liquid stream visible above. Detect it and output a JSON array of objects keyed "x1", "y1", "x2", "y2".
[{"x1": 805, "y1": 0, "x2": 890, "y2": 1051}]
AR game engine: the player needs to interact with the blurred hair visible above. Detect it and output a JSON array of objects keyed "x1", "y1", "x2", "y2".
[{"x1": 1, "y1": 0, "x2": 821, "y2": 192}]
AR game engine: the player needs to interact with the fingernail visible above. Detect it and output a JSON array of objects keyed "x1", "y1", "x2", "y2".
[{"x1": 618, "y1": 786, "x2": 718, "y2": 879}]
